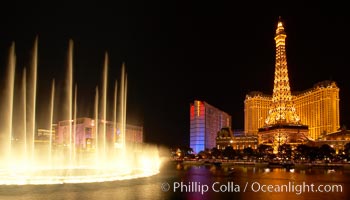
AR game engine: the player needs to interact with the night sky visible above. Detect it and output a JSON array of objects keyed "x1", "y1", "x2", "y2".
[{"x1": 1, "y1": 3, "x2": 349, "y2": 148}]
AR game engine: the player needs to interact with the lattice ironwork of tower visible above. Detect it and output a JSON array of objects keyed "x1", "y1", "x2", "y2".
[{"x1": 258, "y1": 17, "x2": 309, "y2": 154}]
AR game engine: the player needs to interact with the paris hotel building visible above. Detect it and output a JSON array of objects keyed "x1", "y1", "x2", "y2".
[
  {"x1": 244, "y1": 17, "x2": 340, "y2": 141},
  {"x1": 245, "y1": 80, "x2": 340, "y2": 140}
]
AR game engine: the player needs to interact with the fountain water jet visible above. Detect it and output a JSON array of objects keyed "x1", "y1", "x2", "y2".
[
  {"x1": 49, "y1": 79, "x2": 55, "y2": 164},
  {"x1": 101, "y1": 52, "x2": 108, "y2": 161},
  {"x1": 67, "y1": 39, "x2": 74, "y2": 164},
  {"x1": 22, "y1": 68, "x2": 28, "y2": 163},
  {"x1": 94, "y1": 86, "x2": 99, "y2": 165},
  {"x1": 29, "y1": 37, "x2": 38, "y2": 163},
  {"x1": 73, "y1": 83, "x2": 77, "y2": 165},
  {"x1": 113, "y1": 80, "x2": 118, "y2": 147},
  {"x1": 2, "y1": 42, "x2": 16, "y2": 165},
  {"x1": 0, "y1": 38, "x2": 161, "y2": 185},
  {"x1": 120, "y1": 63, "x2": 126, "y2": 150}
]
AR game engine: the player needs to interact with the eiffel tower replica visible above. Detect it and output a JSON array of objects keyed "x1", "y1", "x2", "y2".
[{"x1": 258, "y1": 17, "x2": 309, "y2": 154}]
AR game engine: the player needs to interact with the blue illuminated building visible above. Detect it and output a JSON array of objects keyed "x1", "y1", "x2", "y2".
[{"x1": 190, "y1": 100, "x2": 232, "y2": 154}]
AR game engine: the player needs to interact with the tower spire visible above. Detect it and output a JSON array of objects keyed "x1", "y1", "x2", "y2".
[{"x1": 265, "y1": 17, "x2": 300, "y2": 125}]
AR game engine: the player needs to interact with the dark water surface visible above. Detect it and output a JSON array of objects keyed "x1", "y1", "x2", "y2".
[{"x1": 1, "y1": 161, "x2": 350, "y2": 200}]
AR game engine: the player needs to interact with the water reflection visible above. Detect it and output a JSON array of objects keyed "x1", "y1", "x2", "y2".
[
  {"x1": 172, "y1": 163, "x2": 350, "y2": 200},
  {"x1": 1, "y1": 162, "x2": 350, "y2": 200}
]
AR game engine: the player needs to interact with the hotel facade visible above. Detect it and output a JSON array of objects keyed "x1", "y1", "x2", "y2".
[
  {"x1": 245, "y1": 81, "x2": 340, "y2": 140},
  {"x1": 56, "y1": 117, "x2": 143, "y2": 150},
  {"x1": 190, "y1": 100, "x2": 232, "y2": 153}
]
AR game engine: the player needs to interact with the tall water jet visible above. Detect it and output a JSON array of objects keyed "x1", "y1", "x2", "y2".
[
  {"x1": 67, "y1": 39, "x2": 74, "y2": 163},
  {"x1": 94, "y1": 86, "x2": 99, "y2": 164},
  {"x1": 124, "y1": 74, "x2": 127, "y2": 148},
  {"x1": 113, "y1": 80, "x2": 118, "y2": 147},
  {"x1": 29, "y1": 37, "x2": 38, "y2": 162},
  {"x1": 1, "y1": 42, "x2": 16, "y2": 165},
  {"x1": 22, "y1": 68, "x2": 27, "y2": 161},
  {"x1": 120, "y1": 63, "x2": 126, "y2": 150},
  {"x1": 101, "y1": 52, "x2": 108, "y2": 158},
  {"x1": 73, "y1": 84, "x2": 77, "y2": 163},
  {"x1": 0, "y1": 38, "x2": 161, "y2": 185},
  {"x1": 49, "y1": 79, "x2": 55, "y2": 164}
]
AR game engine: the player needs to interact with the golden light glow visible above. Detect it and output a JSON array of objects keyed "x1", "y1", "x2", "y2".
[
  {"x1": 265, "y1": 18, "x2": 300, "y2": 126},
  {"x1": 272, "y1": 132, "x2": 288, "y2": 154},
  {"x1": 0, "y1": 147, "x2": 162, "y2": 185}
]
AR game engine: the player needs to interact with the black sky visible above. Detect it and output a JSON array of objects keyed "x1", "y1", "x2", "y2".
[{"x1": 1, "y1": 2, "x2": 349, "y2": 148}]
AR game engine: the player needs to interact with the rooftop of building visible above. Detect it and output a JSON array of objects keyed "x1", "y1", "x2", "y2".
[
  {"x1": 293, "y1": 80, "x2": 339, "y2": 96},
  {"x1": 245, "y1": 80, "x2": 338, "y2": 99}
]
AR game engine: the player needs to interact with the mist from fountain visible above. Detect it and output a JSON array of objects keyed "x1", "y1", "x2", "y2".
[{"x1": 0, "y1": 37, "x2": 161, "y2": 185}]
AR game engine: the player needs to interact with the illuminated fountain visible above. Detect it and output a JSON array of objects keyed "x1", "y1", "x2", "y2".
[{"x1": 0, "y1": 38, "x2": 161, "y2": 185}]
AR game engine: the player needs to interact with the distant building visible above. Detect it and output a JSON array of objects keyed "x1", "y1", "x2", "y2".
[
  {"x1": 34, "y1": 124, "x2": 57, "y2": 145},
  {"x1": 216, "y1": 128, "x2": 258, "y2": 151},
  {"x1": 244, "y1": 92, "x2": 271, "y2": 135},
  {"x1": 216, "y1": 127, "x2": 233, "y2": 150},
  {"x1": 309, "y1": 129, "x2": 350, "y2": 154},
  {"x1": 190, "y1": 100, "x2": 232, "y2": 153},
  {"x1": 231, "y1": 135, "x2": 258, "y2": 150},
  {"x1": 36, "y1": 124, "x2": 57, "y2": 142},
  {"x1": 233, "y1": 129, "x2": 245, "y2": 137},
  {"x1": 293, "y1": 81, "x2": 340, "y2": 140},
  {"x1": 124, "y1": 124, "x2": 144, "y2": 145},
  {"x1": 56, "y1": 117, "x2": 143, "y2": 150}
]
